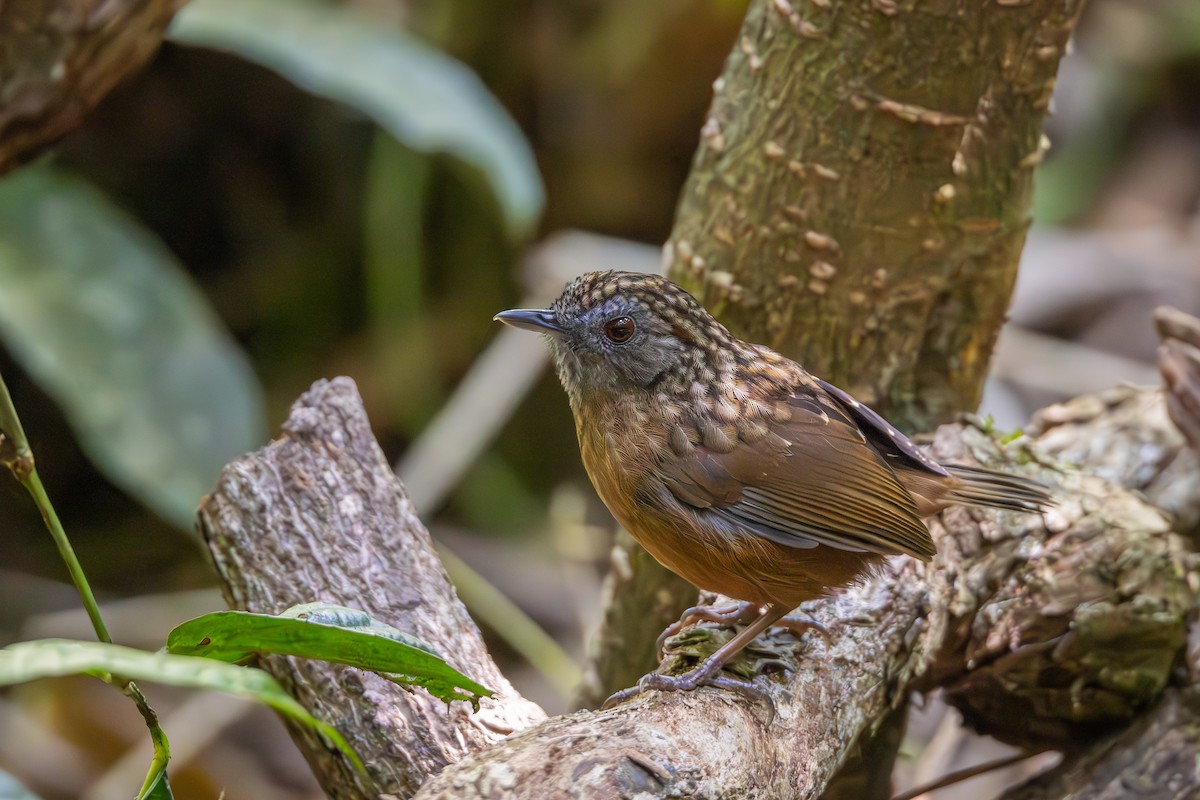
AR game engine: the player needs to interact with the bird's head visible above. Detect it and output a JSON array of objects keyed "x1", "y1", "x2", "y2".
[{"x1": 494, "y1": 271, "x2": 740, "y2": 406}]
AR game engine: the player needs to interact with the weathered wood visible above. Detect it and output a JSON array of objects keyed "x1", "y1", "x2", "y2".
[
  {"x1": 0, "y1": 0, "x2": 184, "y2": 175},
  {"x1": 411, "y1": 405, "x2": 1192, "y2": 798},
  {"x1": 998, "y1": 689, "x2": 1200, "y2": 800},
  {"x1": 197, "y1": 378, "x2": 544, "y2": 800},
  {"x1": 1156, "y1": 305, "x2": 1200, "y2": 461}
]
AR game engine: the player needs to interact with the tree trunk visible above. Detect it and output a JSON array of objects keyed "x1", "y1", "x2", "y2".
[
  {"x1": 197, "y1": 378, "x2": 544, "y2": 800},
  {"x1": 666, "y1": 0, "x2": 1083, "y2": 432}
]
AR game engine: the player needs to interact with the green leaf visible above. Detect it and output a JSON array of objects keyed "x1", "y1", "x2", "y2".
[
  {"x1": 169, "y1": 0, "x2": 543, "y2": 240},
  {"x1": 0, "y1": 769, "x2": 43, "y2": 800},
  {"x1": 0, "y1": 639, "x2": 364, "y2": 776},
  {"x1": 139, "y1": 770, "x2": 174, "y2": 800},
  {"x1": 0, "y1": 164, "x2": 267, "y2": 529},
  {"x1": 167, "y1": 603, "x2": 493, "y2": 707}
]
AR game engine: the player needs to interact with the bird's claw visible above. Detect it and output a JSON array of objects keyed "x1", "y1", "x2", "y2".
[
  {"x1": 601, "y1": 664, "x2": 776, "y2": 722},
  {"x1": 776, "y1": 613, "x2": 831, "y2": 647},
  {"x1": 612, "y1": 602, "x2": 821, "y2": 722},
  {"x1": 655, "y1": 605, "x2": 829, "y2": 660}
]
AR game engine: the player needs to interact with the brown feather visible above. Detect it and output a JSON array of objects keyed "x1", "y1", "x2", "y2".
[
  {"x1": 657, "y1": 379, "x2": 936, "y2": 561},
  {"x1": 498, "y1": 270, "x2": 1054, "y2": 616}
]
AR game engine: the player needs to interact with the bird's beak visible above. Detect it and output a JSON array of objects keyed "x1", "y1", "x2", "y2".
[{"x1": 493, "y1": 308, "x2": 563, "y2": 335}]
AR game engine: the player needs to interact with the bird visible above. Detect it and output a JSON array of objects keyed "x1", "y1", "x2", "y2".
[{"x1": 494, "y1": 270, "x2": 1051, "y2": 703}]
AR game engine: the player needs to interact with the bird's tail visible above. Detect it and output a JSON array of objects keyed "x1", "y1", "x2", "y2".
[{"x1": 941, "y1": 464, "x2": 1053, "y2": 513}]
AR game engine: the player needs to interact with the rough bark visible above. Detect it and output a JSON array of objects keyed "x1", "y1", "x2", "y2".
[
  {"x1": 1030, "y1": 385, "x2": 1200, "y2": 537},
  {"x1": 998, "y1": 689, "x2": 1200, "y2": 800},
  {"x1": 665, "y1": 0, "x2": 1084, "y2": 432},
  {"x1": 196, "y1": 378, "x2": 544, "y2": 800},
  {"x1": 198, "y1": 375, "x2": 1198, "y2": 799},
  {"x1": 0, "y1": 0, "x2": 185, "y2": 175},
  {"x1": 412, "y1": 412, "x2": 1193, "y2": 799},
  {"x1": 1155, "y1": 305, "x2": 1200, "y2": 460}
]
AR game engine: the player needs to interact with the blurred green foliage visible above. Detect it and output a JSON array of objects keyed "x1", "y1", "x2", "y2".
[
  {"x1": 1033, "y1": 1, "x2": 1200, "y2": 223},
  {"x1": 0, "y1": 0, "x2": 740, "y2": 593},
  {"x1": 0, "y1": 166, "x2": 265, "y2": 529},
  {"x1": 0, "y1": 0, "x2": 545, "y2": 534},
  {"x1": 170, "y1": 0, "x2": 544, "y2": 240}
]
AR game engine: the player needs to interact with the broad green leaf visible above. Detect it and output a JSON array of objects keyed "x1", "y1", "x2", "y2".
[
  {"x1": 0, "y1": 639, "x2": 364, "y2": 776},
  {"x1": 169, "y1": 0, "x2": 543, "y2": 240},
  {"x1": 0, "y1": 769, "x2": 42, "y2": 800},
  {"x1": 0, "y1": 165, "x2": 267, "y2": 529},
  {"x1": 168, "y1": 603, "x2": 492, "y2": 707}
]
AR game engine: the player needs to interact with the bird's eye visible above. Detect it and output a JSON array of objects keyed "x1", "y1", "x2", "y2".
[{"x1": 603, "y1": 316, "x2": 635, "y2": 343}]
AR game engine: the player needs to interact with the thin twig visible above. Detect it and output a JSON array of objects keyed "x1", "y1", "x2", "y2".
[{"x1": 891, "y1": 751, "x2": 1045, "y2": 800}]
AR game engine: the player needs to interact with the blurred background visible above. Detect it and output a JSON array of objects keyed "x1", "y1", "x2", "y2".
[{"x1": 1, "y1": 0, "x2": 1198, "y2": 797}]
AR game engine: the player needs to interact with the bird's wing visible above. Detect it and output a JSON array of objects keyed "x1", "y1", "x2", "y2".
[
  {"x1": 660, "y1": 381, "x2": 936, "y2": 560},
  {"x1": 813, "y1": 377, "x2": 948, "y2": 478}
]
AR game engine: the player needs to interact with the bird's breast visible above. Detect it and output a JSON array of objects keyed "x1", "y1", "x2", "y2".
[
  {"x1": 574, "y1": 399, "x2": 668, "y2": 513},
  {"x1": 571, "y1": 393, "x2": 882, "y2": 609}
]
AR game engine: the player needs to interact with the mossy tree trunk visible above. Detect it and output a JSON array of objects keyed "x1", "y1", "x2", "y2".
[{"x1": 667, "y1": 0, "x2": 1084, "y2": 432}]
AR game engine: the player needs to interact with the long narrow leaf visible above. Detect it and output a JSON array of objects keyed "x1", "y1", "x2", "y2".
[
  {"x1": 140, "y1": 770, "x2": 174, "y2": 800},
  {"x1": 168, "y1": 603, "x2": 492, "y2": 707},
  {"x1": 169, "y1": 0, "x2": 543, "y2": 239},
  {"x1": 0, "y1": 640, "x2": 364, "y2": 776}
]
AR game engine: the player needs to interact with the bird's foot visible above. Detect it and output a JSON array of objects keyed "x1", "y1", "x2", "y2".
[
  {"x1": 655, "y1": 604, "x2": 829, "y2": 659},
  {"x1": 776, "y1": 613, "x2": 831, "y2": 647},
  {"x1": 607, "y1": 603, "x2": 825, "y2": 719},
  {"x1": 601, "y1": 654, "x2": 773, "y2": 718},
  {"x1": 655, "y1": 601, "x2": 761, "y2": 658}
]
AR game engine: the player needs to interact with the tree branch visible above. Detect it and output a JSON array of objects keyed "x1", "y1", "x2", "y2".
[
  {"x1": 0, "y1": 0, "x2": 185, "y2": 175},
  {"x1": 197, "y1": 378, "x2": 544, "y2": 800},
  {"x1": 197, "y1": 375, "x2": 1197, "y2": 798},
  {"x1": 999, "y1": 688, "x2": 1200, "y2": 800}
]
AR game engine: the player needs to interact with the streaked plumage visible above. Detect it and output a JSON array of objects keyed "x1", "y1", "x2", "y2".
[{"x1": 496, "y1": 270, "x2": 1051, "y2": 699}]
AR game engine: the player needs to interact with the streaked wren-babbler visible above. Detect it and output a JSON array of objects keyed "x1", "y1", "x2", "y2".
[{"x1": 495, "y1": 271, "x2": 1050, "y2": 702}]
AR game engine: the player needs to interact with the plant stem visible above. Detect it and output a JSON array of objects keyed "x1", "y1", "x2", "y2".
[
  {"x1": 0, "y1": 370, "x2": 172, "y2": 798},
  {"x1": 127, "y1": 681, "x2": 172, "y2": 798},
  {"x1": 22, "y1": 469, "x2": 112, "y2": 641}
]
